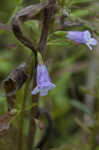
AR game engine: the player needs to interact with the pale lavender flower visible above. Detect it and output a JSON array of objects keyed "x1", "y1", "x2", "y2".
[
  {"x1": 32, "y1": 64, "x2": 56, "y2": 96},
  {"x1": 66, "y1": 30, "x2": 97, "y2": 50}
]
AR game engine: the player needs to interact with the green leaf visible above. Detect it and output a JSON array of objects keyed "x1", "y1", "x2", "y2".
[
  {"x1": 50, "y1": 72, "x2": 71, "y2": 118},
  {"x1": 53, "y1": 31, "x2": 66, "y2": 37},
  {"x1": 71, "y1": 0, "x2": 97, "y2": 4},
  {"x1": 15, "y1": 0, "x2": 20, "y2": 5},
  {"x1": 70, "y1": 100, "x2": 93, "y2": 117}
]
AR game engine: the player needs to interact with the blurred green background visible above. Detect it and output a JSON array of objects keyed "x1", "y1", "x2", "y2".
[{"x1": 0, "y1": 0, "x2": 99, "y2": 150}]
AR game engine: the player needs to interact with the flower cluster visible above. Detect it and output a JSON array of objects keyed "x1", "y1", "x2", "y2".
[{"x1": 66, "y1": 30, "x2": 97, "y2": 50}]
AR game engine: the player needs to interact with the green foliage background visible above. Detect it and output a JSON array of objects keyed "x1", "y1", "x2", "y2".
[{"x1": 0, "y1": 0, "x2": 99, "y2": 150}]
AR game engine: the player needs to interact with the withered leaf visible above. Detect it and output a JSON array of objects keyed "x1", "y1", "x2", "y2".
[
  {"x1": 0, "y1": 110, "x2": 16, "y2": 133},
  {"x1": 3, "y1": 63, "x2": 27, "y2": 95},
  {"x1": 3, "y1": 63, "x2": 27, "y2": 110},
  {"x1": 12, "y1": 1, "x2": 49, "y2": 22}
]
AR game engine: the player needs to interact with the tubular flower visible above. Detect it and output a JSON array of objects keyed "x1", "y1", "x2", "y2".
[
  {"x1": 32, "y1": 64, "x2": 56, "y2": 96},
  {"x1": 66, "y1": 30, "x2": 97, "y2": 50}
]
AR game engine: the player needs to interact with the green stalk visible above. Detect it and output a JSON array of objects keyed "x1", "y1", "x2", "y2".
[
  {"x1": 90, "y1": 93, "x2": 99, "y2": 150},
  {"x1": 27, "y1": 59, "x2": 39, "y2": 150},
  {"x1": 17, "y1": 55, "x2": 34, "y2": 150}
]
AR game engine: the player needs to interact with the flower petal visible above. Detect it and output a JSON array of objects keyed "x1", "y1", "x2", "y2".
[
  {"x1": 40, "y1": 91, "x2": 48, "y2": 96},
  {"x1": 66, "y1": 31, "x2": 85, "y2": 43},
  {"x1": 31, "y1": 87, "x2": 39, "y2": 95},
  {"x1": 40, "y1": 88, "x2": 48, "y2": 96},
  {"x1": 89, "y1": 38, "x2": 97, "y2": 46},
  {"x1": 86, "y1": 38, "x2": 97, "y2": 50},
  {"x1": 37, "y1": 64, "x2": 50, "y2": 86},
  {"x1": 84, "y1": 30, "x2": 91, "y2": 40},
  {"x1": 47, "y1": 83, "x2": 56, "y2": 90},
  {"x1": 39, "y1": 82, "x2": 56, "y2": 90},
  {"x1": 86, "y1": 43, "x2": 93, "y2": 51}
]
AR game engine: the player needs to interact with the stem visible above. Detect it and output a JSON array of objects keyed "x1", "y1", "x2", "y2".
[
  {"x1": 18, "y1": 56, "x2": 34, "y2": 150},
  {"x1": 90, "y1": 93, "x2": 99, "y2": 150},
  {"x1": 27, "y1": 1, "x2": 56, "y2": 149},
  {"x1": 38, "y1": 0, "x2": 56, "y2": 55},
  {"x1": 27, "y1": 55, "x2": 39, "y2": 150},
  {"x1": 11, "y1": 1, "x2": 56, "y2": 149},
  {"x1": 90, "y1": 132, "x2": 97, "y2": 150},
  {"x1": 36, "y1": 108, "x2": 53, "y2": 150},
  {"x1": 88, "y1": 43, "x2": 99, "y2": 150}
]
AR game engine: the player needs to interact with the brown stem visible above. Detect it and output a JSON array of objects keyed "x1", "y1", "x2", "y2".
[
  {"x1": 11, "y1": 17, "x2": 36, "y2": 55},
  {"x1": 38, "y1": 0, "x2": 57, "y2": 55},
  {"x1": 27, "y1": 1, "x2": 56, "y2": 150},
  {"x1": 11, "y1": 2, "x2": 49, "y2": 56},
  {"x1": 36, "y1": 108, "x2": 53, "y2": 150}
]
